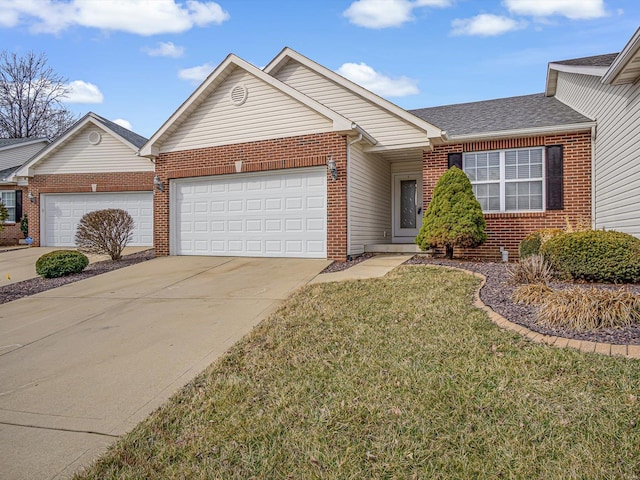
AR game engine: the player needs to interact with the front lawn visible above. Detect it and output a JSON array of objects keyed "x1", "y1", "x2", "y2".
[{"x1": 75, "y1": 266, "x2": 640, "y2": 479}]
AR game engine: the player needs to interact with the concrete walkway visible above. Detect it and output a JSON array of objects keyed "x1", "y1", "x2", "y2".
[
  {"x1": 309, "y1": 254, "x2": 413, "y2": 284},
  {"x1": 0, "y1": 256, "x2": 328, "y2": 480}
]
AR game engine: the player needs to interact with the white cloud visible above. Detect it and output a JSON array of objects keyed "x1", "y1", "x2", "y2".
[
  {"x1": 0, "y1": 0, "x2": 230, "y2": 35},
  {"x1": 64, "y1": 80, "x2": 103, "y2": 103},
  {"x1": 451, "y1": 14, "x2": 526, "y2": 36},
  {"x1": 144, "y1": 41, "x2": 185, "y2": 58},
  {"x1": 336, "y1": 62, "x2": 419, "y2": 97},
  {"x1": 112, "y1": 118, "x2": 133, "y2": 130},
  {"x1": 178, "y1": 63, "x2": 215, "y2": 83},
  {"x1": 343, "y1": 0, "x2": 451, "y2": 28},
  {"x1": 504, "y1": 0, "x2": 607, "y2": 19}
]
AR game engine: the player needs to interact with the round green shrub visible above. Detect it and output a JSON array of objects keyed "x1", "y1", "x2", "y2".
[
  {"x1": 540, "y1": 230, "x2": 640, "y2": 283},
  {"x1": 35, "y1": 250, "x2": 89, "y2": 279},
  {"x1": 519, "y1": 228, "x2": 564, "y2": 258}
]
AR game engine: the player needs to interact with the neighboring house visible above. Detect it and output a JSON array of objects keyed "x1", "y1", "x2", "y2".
[
  {"x1": 546, "y1": 27, "x2": 640, "y2": 239},
  {"x1": 0, "y1": 138, "x2": 50, "y2": 245},
  {"x1": 140, "y1": 45, "x2": 596, "y2": 261},
  {"x1": 14, "y1": 113, "x2": 154, "y2": 247}
]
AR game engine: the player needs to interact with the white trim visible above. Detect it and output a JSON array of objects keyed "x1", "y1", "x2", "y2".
[
  {"x1": 14, "y1": 113, "x2": 142, "y2": 177},
  {"x1": 602, "y1": 27, "x2": 640, "y2": 85},
  {"x1": 447, "y1": 122, "x2": 595, "y2": 143},
  {"x1": 391, "y1": 172, "x2": 422, "y2": 242},
  {"x1": 546, "y1": 63, "x2": 608, "y2": 96},
  {"x1": 365, "y1": 141, "x2": 431, "y2": 153},
  {"x1": 264, "y1": 48, "x2": 443, "y2": 139},
  {"x1": 140, "y1": 54, "x2": 361, "y2": 158}
]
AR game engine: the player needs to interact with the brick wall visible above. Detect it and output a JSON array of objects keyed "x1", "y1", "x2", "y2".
[
  {"x1": 0, "y1": 185, "x2": 27, "y2": 245},
  {"x1": 422, "y1": 131, "x2": 592, "y2": 260},
  {"x1": 26, "y1": 172, "x2": 154, "y2": 246},
  {"x1": 154, "y1": 132, "x2": 349, "y2": 260}
]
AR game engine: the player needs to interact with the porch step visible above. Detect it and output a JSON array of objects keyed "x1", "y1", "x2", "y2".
[{"x1": 365, "y1": 243, "x2": 431, "y2": 254}]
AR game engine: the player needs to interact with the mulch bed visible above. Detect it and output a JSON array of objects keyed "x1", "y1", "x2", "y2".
[
  {"x1": 406, "y1": 256, "x2": 640, "y2": 346},
  {"x1": 0, "y1": 249, "x2": 156, "y2": 305},
  {"x1": 321, "y1": 252, "x2": 376, "y2": 273}
]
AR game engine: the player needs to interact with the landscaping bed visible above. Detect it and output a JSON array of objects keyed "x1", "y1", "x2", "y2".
[
  {"x1": 406, "y1": 256, "x2": 640, "y2": 345},
  {"x1": 0, "y1": 249, "x2": 156, "y2": 305}
]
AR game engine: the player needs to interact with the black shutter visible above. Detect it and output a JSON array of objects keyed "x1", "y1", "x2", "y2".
[
  {"x1": 546, "y1": 145, "x2": 563, "y2": 210},
  {"x1": 15, "y1": 190, "x2": 22, "y2": 223},
  {"x1": 448, "y1": 152, "x2": 463, "y2": 169}
]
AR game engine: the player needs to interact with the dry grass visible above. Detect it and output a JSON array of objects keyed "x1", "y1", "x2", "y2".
[
  {"x1": 507, "y1": 254, "x2": 554, "y2": 285},
  {"x1": 513, "y1": 282, "x2": 553, "y2": 305},
  {"x1": 75, "y1": 267, "x2": 640, "y2": 480},
  {"x1": 537, "y1": 287, "x2": 640, "y2": 331}
]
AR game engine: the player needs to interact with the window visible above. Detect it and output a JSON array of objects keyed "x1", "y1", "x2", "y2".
[
  {"x1": 0, "y1": 191, "x2": 17, "y2": 222},
  {"x1": 463, "y1": 147, "x2": 544, "y2": 212}
]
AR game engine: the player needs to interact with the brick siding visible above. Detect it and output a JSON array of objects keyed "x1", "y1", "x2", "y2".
[
  {"x1": 422, "y1": 131, "x2": 592, "y2": 261},
  {"x1": 154, "y1": 132, "x2": 349, "y2": 260},
  {"x1": 25, "y1": 172, "x2": 154, "y2": 246}
]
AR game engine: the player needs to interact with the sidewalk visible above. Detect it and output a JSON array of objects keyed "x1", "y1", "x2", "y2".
[{"x1": 309, "y1": 254, "x2": 413, "y2": 284}]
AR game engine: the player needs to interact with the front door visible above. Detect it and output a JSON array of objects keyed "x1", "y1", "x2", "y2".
[{"x1": 393, "y1": 173, "x2": 423, "y2": 242}]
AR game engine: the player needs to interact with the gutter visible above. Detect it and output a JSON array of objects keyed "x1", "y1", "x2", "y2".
[{"x1": 591, "y1": 125, "x2": 597, "y2": 229}]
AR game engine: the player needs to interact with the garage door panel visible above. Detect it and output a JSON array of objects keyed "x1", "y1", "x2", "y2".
[
  {"x1": 174, "y1": 168, "x2": 326, "y2": 258},
  {"x1": 44, "y1": 193, "x2": 153, "y2": 247}
]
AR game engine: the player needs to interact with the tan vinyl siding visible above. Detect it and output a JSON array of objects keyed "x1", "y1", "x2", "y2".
[
  {"x1": 34, "y1": 125, "x2": 152, "y2": 174},
  {"x1": 555, "y1": 71, "x2": 640, "y2": 237},
  {"x1": 349, "y1": 143, "x2": 391, "y2": 254},
  {"x1": 161, "y1": 68, "x2": 333, "y2": 153},
  {"x1": 275, "y1": 61, "x2": 429, "y2": 149},
  {"x1": 0, "y1": 141, "x2": 48, "y2": 171}
]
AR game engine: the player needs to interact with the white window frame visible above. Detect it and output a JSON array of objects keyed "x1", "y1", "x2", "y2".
[
  {"x1": 463, "y1": 147, "x2": 545, "y2": 213},
  {"x1": 0, "y1": 190, "x2": 16, "y2": 223}
]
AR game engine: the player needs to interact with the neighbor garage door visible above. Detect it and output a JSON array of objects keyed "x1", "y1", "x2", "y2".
[
  {"x1": 174, "y1": 167, "x2": 326, "y2": 258},
  {"x1": 42, "y1": 192, "x2": 154, "y2": 247}
]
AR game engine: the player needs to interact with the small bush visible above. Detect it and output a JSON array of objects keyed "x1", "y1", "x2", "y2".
[
  {"x1": 507, "y1": 254, "x2": 554, "y2": 285},
  {"x1": 519, "y1": 228, "x2": 564, "y2": 258},
  {"x1": 541, "y1": 230, "x2": 640, "y2": 283},
  {"x1": 537, "y1": 287, "x2": 640, "y2": 331},
  {"x1": 75, "y1": 208, "x2": 134, "y2": 261},
  {"x1": 513, "y1": 283, "x2": 553, "y2": 305},
  {"x1": 36, "y1": 250, "x2": 89, "y2": 278}
]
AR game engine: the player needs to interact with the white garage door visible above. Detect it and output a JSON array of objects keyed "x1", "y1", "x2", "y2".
[
  {"x1": 174, "y1": 167, "x2": 326, "y2": 258},
  {"x1": 42, "y1": 192, "x2": 154, "y2": 247}
]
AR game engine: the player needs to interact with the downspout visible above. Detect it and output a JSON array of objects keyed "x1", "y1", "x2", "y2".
[
  {"x1": 591, "y1": 125, "x2": 596, "y2": 229},
  {"x1": 347, "y1": 132, "x2": 364, "y2": 260}
]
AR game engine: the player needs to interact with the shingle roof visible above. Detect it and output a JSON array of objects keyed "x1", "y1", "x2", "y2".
[
  {"x1": 409, "y1": 93, "x2": 593, "y2": 137},
  {"x1": 0, "y1": 137, "x2": 47, "y2": 149},
  {"x1": 552, "y1": 53, "x2": 619, "y2": 67},
  {"x1": 93, "y1": 114, "x2": 148, "y2": 148},
  {"x1": 0, "y1": 165, "x2": 19, "y2": 181}
]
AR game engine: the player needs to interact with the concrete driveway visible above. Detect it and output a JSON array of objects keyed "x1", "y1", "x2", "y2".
[
  {"x1": 0, "y1": 246, "x2": 151, "y2": 285},
  {"x1": 0, "y1": 256, "x2": 329, "y2": 480}
]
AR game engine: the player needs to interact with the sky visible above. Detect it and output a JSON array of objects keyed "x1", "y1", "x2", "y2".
[{"x1": 1, "y1": 0, "x2": 638, "y2": 139}]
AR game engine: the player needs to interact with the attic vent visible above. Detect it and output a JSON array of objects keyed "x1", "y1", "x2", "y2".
[
  {"x1": 230, "y1": 84, "x2": 248, "y2": 106},
  {"x1": 88, "y1": 131, "x2": 101, "y2": 145}
]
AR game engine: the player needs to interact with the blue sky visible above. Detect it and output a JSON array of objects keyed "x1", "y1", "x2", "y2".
[{"x1": 1, "y1": 0, "x2": 638, "y2": 139}]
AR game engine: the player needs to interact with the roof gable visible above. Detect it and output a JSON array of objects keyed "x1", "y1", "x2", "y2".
[
  {"x1": 140, "y1": 54, "x2": 357, "y2": 157},
  {"x1": 15, "y1": 113, "x2": 150, "y2": 177},
  {"x1": 602, "y1": 27, "x2": 640, "y2": 85},
  {"x1": 264, "y1": 48, "x2": 442, "y2": 144}
]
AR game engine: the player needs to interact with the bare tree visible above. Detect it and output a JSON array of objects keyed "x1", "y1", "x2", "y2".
[{"x1": 0, "y1": 51, "x2": 77, "y2": 139}]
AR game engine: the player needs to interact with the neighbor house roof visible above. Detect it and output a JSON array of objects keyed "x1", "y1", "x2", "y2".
[
  {"x1": 0, "y1": 137, "x2": 49, "y2": 151},
  {"x1": 14, "y1": 112, "x2": 149, "y2": 177},
  {"x1": 553, "y1": 53, "x2": 618, "y2": 67},
  {"x1": 409, "y1": 93, "x2": 594, "y2": 141}
]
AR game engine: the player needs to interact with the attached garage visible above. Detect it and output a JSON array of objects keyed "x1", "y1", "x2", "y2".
[
  {"x1": 172, "y1": 167, "x2": 326, "y2": 258},
  {"x1": 42, "y1": 192, "x2": 154, "y2": 247}
]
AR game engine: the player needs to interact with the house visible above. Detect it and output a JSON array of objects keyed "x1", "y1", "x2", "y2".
[
  {"x1": 140, "y1": 44, "x2": 597, "y2": 261},
  {"x1": 14, "y1": 113, "x2": 155, "y2": 247},
  {"x1": 0, "y1": 137, "x2": 49, "y2": 245},
  {"x1": 546, "y1": 27, "x2": 640, "y2": 239}
]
